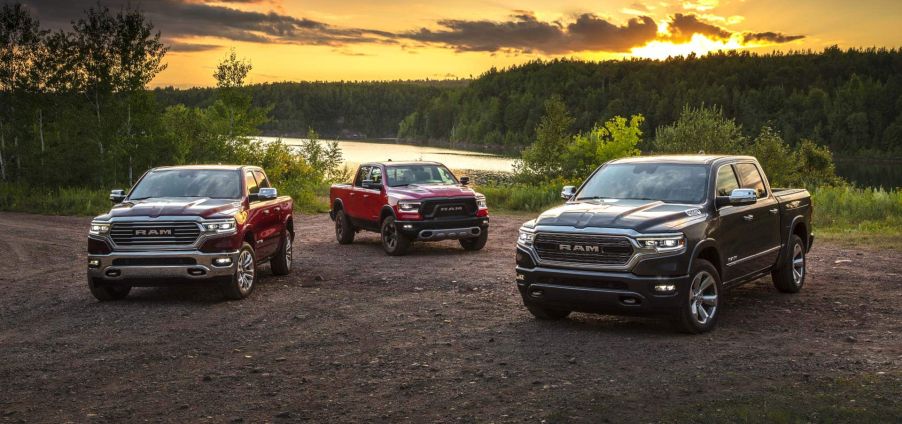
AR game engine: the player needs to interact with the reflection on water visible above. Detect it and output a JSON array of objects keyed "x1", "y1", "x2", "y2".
[
  {"x1": 260, "y1": 137, "x2": 516, "y2": 172},
  {"x1": 835, "y1": 160, "x2": 902, "y2": 188}
]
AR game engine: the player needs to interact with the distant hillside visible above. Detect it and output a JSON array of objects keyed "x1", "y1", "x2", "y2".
[
  {"x1": 398, "y1": 47, "x2": 902, "y2": 156},
  {"x1": 154, "y1": 79, "x2": 468, "y2": 139}
]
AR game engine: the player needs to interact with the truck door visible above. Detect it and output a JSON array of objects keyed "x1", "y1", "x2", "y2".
[
  {"x1": 245, "y1": 170, "x2": 278, "y2": 258},
  {"x1": 347, "y1": 166, "x2": 371, "y2": 221},
  {"x1": 734, "y1": 163, "x2": 781, "y2": 273},
  {"x1": 713, "y1": 164, "x2": 753, "y2": 282},
  {"x1": 254, "y1": 170, "x2": 283, "y2": 257},
  {"x1": 361, "y1": 166, "x2": 385, "y2": 222}
]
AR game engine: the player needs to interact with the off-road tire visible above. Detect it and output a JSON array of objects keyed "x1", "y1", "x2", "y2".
[
  {"x1": 459, "y1": 228, "x2": 489, "y2": 251},
  {"x1": 270, "y1": 231, "x2": 293, "y2": 276},
  {"x1": 335, "y1": 209, "x2": 355, "y2": 244},
  {"x1": 88, "y1": 278, "x2": 131, "y2": 301},
  {"x1": 772, "y1": 234, "x2": 806, "y2": 293},
  {"x1": 381, "y1": 216, "x2": 411, "y2": 256}
]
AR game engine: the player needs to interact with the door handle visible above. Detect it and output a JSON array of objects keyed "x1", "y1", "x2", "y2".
[
  {"x1": 769, "y1": 208, "x2": 778, "y2": 214},
  {"x1": 743, "y1": 214, "x2": 754, "y2": 221}
]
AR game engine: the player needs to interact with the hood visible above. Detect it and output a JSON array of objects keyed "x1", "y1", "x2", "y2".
[
  {"x1": 388, "y1": 184, "x2": 479, "y2": 200},
  {"x1": 532, "y1": 199, "x2": 706, "y2": 233},
  {"x1": 96, "y1": 197, "x2": 242, "y2": 220}
]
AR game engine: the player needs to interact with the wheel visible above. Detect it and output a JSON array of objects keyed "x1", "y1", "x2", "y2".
[
  {"x1": 270, "y1": 231, "x2": 293, "y2": 276},
  {"x1": 772, "y1": 234, "x2": 806, "y2": 293},
  {"x1": 674, "y1": 259, "x2": 721, "y2": 334},
  {"x1": 525, "y1": 304, "x2": 571, "y2": 320},
  {"x1": 335, "y1": 209, "x2": 355, "y2": 244},
  {"x1": 380, "y1": 216, "x2": 411, "y2": 256},
  {"x1": 459, "y1": 227, "x2": 488, "y2": 251},
  {"x1": 88, "y1": 278, "x2": 131, "y2": 301},
  {"x1": 222, "y1": 243, "x2": 256, "y2": 300}
]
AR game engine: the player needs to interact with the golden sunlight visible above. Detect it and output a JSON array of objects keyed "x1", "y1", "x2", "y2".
[{"x1": 630, "y1": 33, "x2": 744, "y2": 60}]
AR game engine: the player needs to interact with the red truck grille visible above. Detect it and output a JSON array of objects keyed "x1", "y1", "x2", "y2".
[
  {"x1": 109, "y1": 222, "x2": 202, "y2": 246},
  {"x1": 533, "y1": 233, "x2": 634, "y2": 266}
]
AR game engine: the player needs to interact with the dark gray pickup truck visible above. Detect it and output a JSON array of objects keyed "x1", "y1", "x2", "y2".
[{"x1": 515, "y1": 155, "x2": 813, "y2": 333}]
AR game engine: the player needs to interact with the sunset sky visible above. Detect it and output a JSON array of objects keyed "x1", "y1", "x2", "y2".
[{"x1": 21, "y1": 0, "x2": 902, "y2": 87}]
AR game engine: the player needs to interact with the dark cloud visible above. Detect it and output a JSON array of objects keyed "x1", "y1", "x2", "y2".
[
  {"x1": 404, "y1": 13, "x2": 657, "y2": 54},
  {"x1": 169, "y1": 43, "x2": 221, "y2": 52},
  {"x1": 742, "y1": 31, "x2": 805, "y2": 44},
  {"x1": 22, "y1": 0, "x2": 394, "y2": 47},
  {"x1": 667, "y1": 13, "x2": 731, "y2": 42}
]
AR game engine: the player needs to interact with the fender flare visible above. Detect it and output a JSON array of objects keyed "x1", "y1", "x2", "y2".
[
  {"x1": 379, "y1": 205, "x2": 396, "y2": 224},
  {"x1": 330, "y1": 198, "x2": 345, "y2": 220},
  {"x1": 776, "y1": 214, "x2": 808, "y2": 269},
  {"x1": 686, "y1": 238, "x2": 720, "y2": 276}
]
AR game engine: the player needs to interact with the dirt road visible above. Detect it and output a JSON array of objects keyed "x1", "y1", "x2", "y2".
[{"x1": 0, "y1": 212, "x2": 899, "y2": 423}]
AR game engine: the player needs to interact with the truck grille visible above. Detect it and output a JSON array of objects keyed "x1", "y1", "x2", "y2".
[
  {"x1": 109, "y1": 222, "x2": 202, "y2": 246},
  {"x1": 420, "y1": 198, "x2": 477, "y2": 219},
  {"x1": 533, "y1": 233, "x2": 635, "y2": 266}
]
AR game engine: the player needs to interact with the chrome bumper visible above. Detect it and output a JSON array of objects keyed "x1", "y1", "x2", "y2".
[{"x1": 87, "y1": 250, "x2": 239, "y2": 282}]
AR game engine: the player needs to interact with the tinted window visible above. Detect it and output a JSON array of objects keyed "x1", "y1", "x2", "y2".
[
  {"x1": 354, "y1": 166, "x2": 371, "y2": 187},
  {"x1": 370, "y1": 167, "x2": 383, "y2": 185},
  {"x1": 576, "y1": 163, "x2": 709, "y2": 204},
  {"x1": 735, "y1": 163, "x2": 767, "y2": 198},
  {"x1": 715, "y1": 165, "x2": 740, "y2": 196},
  {"x1": 245, "y1": 171, "x2": 259, "y2": 195},
  {"x1": 253, "y1": 171, "x2": 270, "y2": 189},
  {"x1": 386, "y1": 164, "x2": 457, "y2": 187},
  {"x1": 129, "y1": 170, "x2": 240, "y2": 200}
]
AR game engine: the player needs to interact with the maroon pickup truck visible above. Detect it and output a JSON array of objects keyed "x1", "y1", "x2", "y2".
[
  {"x1": 87, "y1": 165, "x2": 294, "y2": 301},
  {"x1": 329, "y1": 161, "x2": 490, "y2": 255}
]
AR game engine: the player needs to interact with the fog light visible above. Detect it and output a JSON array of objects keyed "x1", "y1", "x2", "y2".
[
  {"x1": 88, "y1": 259, "x2": 101, "y2": 268},
  {"x1": 654, "y1": 283, "x2": 676, "y2": 293},
  {"x1": 213, "y1": 257, "x2": 232, "y2": 266},
  {"x1": 402, "y1": 224, "x2": 413, "y2": 230}
]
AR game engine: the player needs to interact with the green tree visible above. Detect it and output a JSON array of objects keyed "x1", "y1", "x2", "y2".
[
  {"x1": 654, "y1": 105, "x2": 746, "y2": 154},
  {"x1": 562, "y1": 115, "x2": 643, "y2": 178},
  {"x1": 748, "y1": 126, "x2": 798, "y2": 187},
  {"x1": 517, "y1": 95, "x2": 574, "y2": 177}
]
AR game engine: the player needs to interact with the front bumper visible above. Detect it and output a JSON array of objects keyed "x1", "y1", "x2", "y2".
[
  {"x1": 515, "y1": 265, "x2": 691, "y2": 316},
  {"x1": 87, "y1": 249, "x2": 239, "y2": 286},
  {"x1": 396, "y1": 216, "x2": 489, "y2": 241}
]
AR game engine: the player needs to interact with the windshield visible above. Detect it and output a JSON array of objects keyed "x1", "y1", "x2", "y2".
[
  {"x1": 576, "y1": 163, "x2": 709, "y2": 204},
  {"x1": 385, "y1": 164, "x2": 458, "y2": 187},
  {"x1": 129, "y1": 169, "x2": 241, "y2": 200}
]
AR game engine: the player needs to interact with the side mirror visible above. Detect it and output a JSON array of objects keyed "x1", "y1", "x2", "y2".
[
  {"x1": 717, "y1": 188, "x2": 757, "y2": 207},
  {"x1": 459, "y1": 176, "x2": 470, "y2": 186},
  {"x1": 258, "y1": 187, "x2": 278, "y2": 200},
  {"x1": 561, "y1": 185, "x2": 576, "y2": 200},
  {"x1": 362, "y1": 179, "x2": 381, "y2": 190},
  {"x1": 110, "y1": 189, "x2": 126, "y2": 203}
]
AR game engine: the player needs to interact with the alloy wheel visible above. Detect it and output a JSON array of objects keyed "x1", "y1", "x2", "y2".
[
  {"x1": 689, "y1": 270, "x2": 718, "y2": 326},
  {"x1": 237, "y1": 250, "x2": 255, "y2": 293},
  {"x1": 284, "y1": 237, "x2": 292, "y2": 271},
  {"x1": 382, "y1": 222, "x2": 397, "y2": 250},
  {"x1": 792, "y1": 243, "x2": 805, "y2": 286}
]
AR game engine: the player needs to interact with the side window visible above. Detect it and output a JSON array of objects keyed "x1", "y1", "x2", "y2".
[
  {"x1": 735, "y1": 163, "x2": 767, "y2": 198},
  {"x1": 715, "y1": 165, "x2": 740, "y2": 197},
  {"x1": 253, "y1": 171, "x2": 270, "y2": 189},
  {"x1": 245, "y1": 171, "x2": 260, "y2": 196},
  {"x1": 354, "y1": 166, "x2": 371, "y2": 187},
  {"x1": 370, "y1": 167, "x2": 382, "y2": 185}
]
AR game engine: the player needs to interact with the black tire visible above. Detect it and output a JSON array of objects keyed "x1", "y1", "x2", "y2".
[
  {"x1": 335, "y1": 209, "x2": 355, "y2": 244},
  {"x1": 222, "y1": 243, "x2": 256, "y2": 300},
  {"x1": 270, "y1": 231, "x2": 293, "y2": 276},
  {"x1": 459, "y1": 227, "x2": 489, "y2": 251},
  {"x1": 772, "y1": 234, "x2": 806, "y2": 293},
  {"x1": 674, "y1": 259, "x2": 722, "y2": 334},
  {"x1": 526, "y1": 304, "x2": 571, "y2": 320},
  {"x1": 380, "y1": 216, "x2": 411, "y2": 256},
  {"x1": 88, "y1": 278, "x2": 131, "y2": 301}
]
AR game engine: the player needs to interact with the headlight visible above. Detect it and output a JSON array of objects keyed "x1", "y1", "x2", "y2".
[
  {"x1": 476, "y1": 195, "x2": 487, "y2": 209},
  {"x1": 518, "y1": 229, "x2": 535, "y2": 247},
  {"x1": 204, "y1": 218, "x2": 237, "y2": 234},
  {"x1": 398, "y1": 201, "x2": 421, "y2": 212},
  {"x1": 89, "y1": 222, "x2": 110, "y2": 235},
  {"x1": 636, "y1": 235, "x2": 685, "y2": 253}
]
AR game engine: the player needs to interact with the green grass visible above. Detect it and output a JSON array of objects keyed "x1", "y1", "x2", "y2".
[{"x1": 478, "y1": 182, "x2": 563, "y2": 212}]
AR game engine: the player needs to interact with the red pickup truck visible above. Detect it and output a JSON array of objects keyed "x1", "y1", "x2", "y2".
[
  {"x1": 87, "y1": 165, "x2": 294, "y2": 301},
  {"x1": 329, "y1": 161, "x2": 490, "y2": 255}
]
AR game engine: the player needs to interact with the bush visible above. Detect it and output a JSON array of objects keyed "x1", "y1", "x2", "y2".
[
  {"x1": 0, "y1": 183, "x2": 110, "y2": 216},
  {"x1": 478, "y1": 182, "x2": 563, "y2": 212},
  {"x1": 811, "y1": 185, "x2": 902, "y2": 232}
]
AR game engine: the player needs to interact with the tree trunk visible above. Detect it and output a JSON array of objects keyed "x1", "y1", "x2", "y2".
[{"x1": 0, "y1": 120, "x2": 6, "y2": 181}]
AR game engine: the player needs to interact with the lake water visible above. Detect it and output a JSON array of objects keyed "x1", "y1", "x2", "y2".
[
  {"x1": 260, "y1": 137, "x2": 517, "y2": 172},
  {"x1": 262, "y1": 137, "x2": 899, "y2": 188}
]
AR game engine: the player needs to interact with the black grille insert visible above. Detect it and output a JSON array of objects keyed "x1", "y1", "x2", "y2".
[
  {"x1": 112, "y1": 257, "x2": 197, "y2": 266},
  {"x1": 110, "y1": 222, "x2": 201, "y2": 246},
  {"x1": 533, "y1": 233, "x2": 634, "y2": 266},
  {"x1": 420, "y1": 198, "x2": 478, "y2": 219}
]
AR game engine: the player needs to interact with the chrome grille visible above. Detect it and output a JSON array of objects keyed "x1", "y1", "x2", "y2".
[
  {"x1": 109, "y1": 222, "x2": 201, "y2": 246},
  {"x1": 533, "y1": 233, "x2": 634, "y2": 266}
]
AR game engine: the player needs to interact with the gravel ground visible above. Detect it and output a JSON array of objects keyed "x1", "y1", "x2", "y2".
[{"x1": 0, "y1": 211, "x2": 899, "y2": 423}]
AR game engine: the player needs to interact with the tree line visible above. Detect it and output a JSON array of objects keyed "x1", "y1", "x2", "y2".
[{"x1": 398, "y1": 49, "x2": 902, "y2": 157}]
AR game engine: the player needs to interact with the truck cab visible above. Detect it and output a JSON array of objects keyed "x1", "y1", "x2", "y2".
[
  {"x1": 87, "y1": 165, "x2": 294, "y2": 301},
  {"x1": 329, "y1": 161, "x2": 490, "y2": 255}
]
